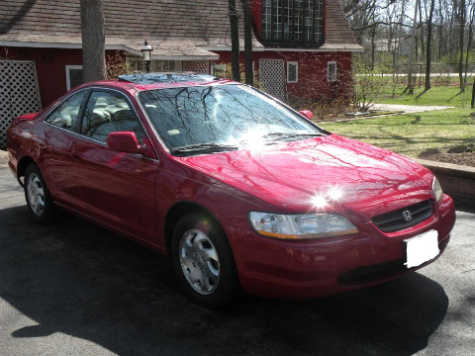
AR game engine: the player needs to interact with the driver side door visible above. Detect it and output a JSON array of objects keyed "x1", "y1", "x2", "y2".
[{"x1": 68, "y1": 89, "x2": 159, "y2": 243}]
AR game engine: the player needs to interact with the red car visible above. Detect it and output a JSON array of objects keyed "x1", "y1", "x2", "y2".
[{"x1": 7, "y1": 74, "x2": 455, "y2": 308}]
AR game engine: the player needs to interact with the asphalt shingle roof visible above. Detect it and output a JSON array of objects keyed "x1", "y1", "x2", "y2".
[{"x1": 0, "y1": 0, "x2": 361, "y2": 55}]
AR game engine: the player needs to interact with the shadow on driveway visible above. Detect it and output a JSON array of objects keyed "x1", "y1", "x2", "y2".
[{"x1": 0, "y1": 205, "x2": 448, "y2": 356}]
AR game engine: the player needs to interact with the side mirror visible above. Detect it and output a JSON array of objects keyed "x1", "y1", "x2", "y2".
[
  {"x1": 299, "y1": 110, "x2": 314, "y2": 121},
  {"x1": 106, "y1": 131, "x2": 139, "y2": 154}
]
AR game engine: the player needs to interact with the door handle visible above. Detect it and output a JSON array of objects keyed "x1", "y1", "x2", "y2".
[{"x1": 72, "y1": 154, "x2": 80, "y2": 160}]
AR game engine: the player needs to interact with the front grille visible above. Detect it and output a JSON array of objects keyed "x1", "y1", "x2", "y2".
[{"x1": 371, "y1": 199, "x2": 433, "y2": 233}]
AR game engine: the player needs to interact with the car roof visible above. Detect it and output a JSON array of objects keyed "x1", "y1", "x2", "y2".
[
  {"x1": 118, "y1": 73, "x2": 220, "y2": 84},
  {"x1": 77, "y1": 73, "x2": 239, "y2": 94}
]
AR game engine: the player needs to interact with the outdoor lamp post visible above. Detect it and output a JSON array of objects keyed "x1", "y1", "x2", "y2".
[{"x1": 141, "y1": 39, "x2": 153, "y2": 73}]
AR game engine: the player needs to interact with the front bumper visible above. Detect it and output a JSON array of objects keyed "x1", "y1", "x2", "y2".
[{"x1": 231, "y1": 195, "x2": 455, "y2": 299}]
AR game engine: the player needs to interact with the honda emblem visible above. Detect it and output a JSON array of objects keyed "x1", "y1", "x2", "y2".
[{"x1": 402, "y1": 210, "x2": 413, "y2": 222}]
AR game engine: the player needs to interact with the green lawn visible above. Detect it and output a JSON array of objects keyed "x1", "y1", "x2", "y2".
[
  {"x1": 377, "y1": 85, "x2": 468, "y2": 107},
  {"x1": 320, "y1": 108, "x2": 475, "y2": 157}
]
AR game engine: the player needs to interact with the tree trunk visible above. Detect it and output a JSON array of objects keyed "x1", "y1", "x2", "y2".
[
  {"x1": 458, "y1": 0, "x2": 466, "y2": 91},
  {"x1": 463, "y1": 5, "x2": 474, "y2": 91},
  {"x1": 407, "y1": 0, "x2": 419, "y2": 94},
  {"x1": 437, "y1": 1, "x2": 444, "y2": 59},
  {"x1": 425, "y1": 0, "x2": 436, "y2": 91},
  {"x1": 242, "y1": 0, "x2": 253, "y2": 85},
  {"x1": 80, "y1": 0, "x2": 106, "y2": 83},
  {"x1": 228, "y1": 0, "x2": 241, "y2": 82},
  {"x1": 419, "y1": 0, "x2": 425, "y2": 59},
  {"x1": 370, "y1": 24, "x2": 376, "y2": 71},
  {"x1": 471, "y1": 77, "x2": 475, "y2": 109}
]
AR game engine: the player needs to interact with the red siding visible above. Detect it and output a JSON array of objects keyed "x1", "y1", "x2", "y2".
[
  {"x1": 214, "y1": 50, "x2": 353, "y2": 101},
  {"x1": 2, "y1": 48, "x2": 121, "y2": 108}
]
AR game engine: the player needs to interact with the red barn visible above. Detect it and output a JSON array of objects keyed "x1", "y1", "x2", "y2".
[{"x1": 0, "y1": 0, "x2": 362, "y2": 148}]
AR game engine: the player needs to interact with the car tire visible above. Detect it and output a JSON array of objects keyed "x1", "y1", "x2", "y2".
[
  {"x1": 24, "y1": 164, "x2": 55, "y2": 224},
  {"x1": 172, "y1": 213, "x2": 240, "y2": 309}
]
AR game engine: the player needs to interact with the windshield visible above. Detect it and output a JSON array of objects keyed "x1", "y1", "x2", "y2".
[{"x1": 138, "y1": 84, "x2": 324, "y2": 154}]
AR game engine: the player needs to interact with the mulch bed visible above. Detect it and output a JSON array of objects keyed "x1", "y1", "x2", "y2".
[{"x1": 419, "y1": 152, "x2": 475, "y2": 167}]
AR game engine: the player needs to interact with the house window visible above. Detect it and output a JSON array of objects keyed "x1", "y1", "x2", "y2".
[
  {"x1": 65, "y1": 65, "x2": 83, "y2": 91},
  {"x1": 287, "y1": 61, "x2": 298, "y2": 83},
  {"x1": 152, "y1": 60, "x2": 176, "y2": 72},
  {"x1": 211, "y1": 62, "x2": 255, "y2": 79},
  {"x1": 261, "y1": 0, "x2": 324, "y2": 47},
  {"x1": 327, "y1": 61, "x2": 337, "y2": 82},
  {"x1": 211, "y1": 64, "x2": 227, "y2": 78}
]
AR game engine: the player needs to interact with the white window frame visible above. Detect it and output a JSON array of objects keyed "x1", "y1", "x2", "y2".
[
  {"x1": 327, "y1": 61, "x2": 338, "y2": 82},
  {"x1": 287, "y1": 61, "x2": 298, "y2": 83},
  {"x1": 65, "y1": 65, "x2": 83, "y2": 91}
]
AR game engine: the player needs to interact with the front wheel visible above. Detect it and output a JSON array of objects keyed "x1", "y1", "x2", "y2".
[
  {"x1": 172, "y1": 213, "x2": 240, "y2": 308},
  {"x1": 24, "y1": 164, "x2": 55, "y2": 224}
]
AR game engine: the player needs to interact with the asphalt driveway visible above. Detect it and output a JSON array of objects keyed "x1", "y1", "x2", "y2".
[{"x1": 0, "y1": 166, "x2": 474, "y2": 356}]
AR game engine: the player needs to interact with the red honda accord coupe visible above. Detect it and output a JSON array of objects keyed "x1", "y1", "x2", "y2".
[{"x1": 7, "y1": 74, "x2": 455, "y2": 308}]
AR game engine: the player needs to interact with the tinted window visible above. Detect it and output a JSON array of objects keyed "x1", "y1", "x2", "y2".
[
  {"x1": 82, "y1": 91, "x2": 145, "y2": 143},
  {"x1": 139, "y1": 84, "x2": 321, "y2": 150},
  {"x1": 44, "y1": 91, "x2": 86, "y2": 132}
]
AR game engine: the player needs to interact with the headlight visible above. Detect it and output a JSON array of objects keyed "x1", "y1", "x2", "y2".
[
  {"x1": 432, "y1": 176, "x2": 443, "y2": 203},
  {"x1": 249, "y1": 212, "x2": 359, "y2": 240}
]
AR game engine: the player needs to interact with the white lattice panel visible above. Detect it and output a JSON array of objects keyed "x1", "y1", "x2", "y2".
[
  {"x1": 259, "y1": 59, "x2": 285, "y2": 100},
  {"x1": 183, "y1": 61, "x2": 209, "y2": 73},
  {"x1": 0, "y1": 60, "x2": 42, "y2": 149}
]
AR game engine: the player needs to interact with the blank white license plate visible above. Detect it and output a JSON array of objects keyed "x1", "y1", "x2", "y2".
[{"x1": 405, "y1": 230, "x2": 439, "y2": 268}]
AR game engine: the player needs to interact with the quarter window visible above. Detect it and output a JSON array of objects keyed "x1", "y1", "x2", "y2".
[
  {"x1": 262, "y1": 0, "x2": 324, "y2": 47},
  {"x1": 81, "y1": 91, "x2": 145, "y2": 143},
  {"x1": 44, "y1": 91, "x2": 86, "y2": 132}
]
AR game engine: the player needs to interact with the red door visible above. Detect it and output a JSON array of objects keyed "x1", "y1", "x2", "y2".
[
  {"x1": 39, "y1": 90, "x2": 88, "y2": 205},
  {"x1": 66, "y1": 90, "x2": 159, "y2": 243}
]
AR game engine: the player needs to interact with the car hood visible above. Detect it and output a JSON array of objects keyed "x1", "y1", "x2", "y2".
[{"x1": 177, "y1": 135, "x2": 435, "y2": 219}]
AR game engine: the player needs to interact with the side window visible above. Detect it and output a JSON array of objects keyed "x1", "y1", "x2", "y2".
[
  {"x1": 287, "y1": 61, "x2": 298, "y2": 83},
  {"x1": 82, "y1": 91, "x2": 145, "y2": 144},
  {"x1": 66, "y1": 65, "x2": 84, "y2": 90},
  {"x1": 327, "y1": 61, "x2": 338, "y2": 82},
  {"x1": 44, "y1": 91, "x2": 86, "y2": 131}
]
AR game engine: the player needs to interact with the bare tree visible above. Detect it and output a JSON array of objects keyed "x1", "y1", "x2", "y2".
[
  {"x1": 407, "y1": 0, "x2": 420, "y2": 94},
  {"x1": 425, "y1": 0, "x2": 436, "y2": 90},
  {"x1": 464, "y1": 2, "x2": 474, "y2": 91},
  {"x1": 228, "y1": 0, "x2": 240, "y2": 82},
  {"x1": 80, "y1": 0, "x2": 106, "y2": 82},
  {"x1": 456, "y1": 0, "x2": 467, "y2": 90}
]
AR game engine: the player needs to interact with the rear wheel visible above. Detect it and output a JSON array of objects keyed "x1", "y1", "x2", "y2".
[
  {"x1": 24, "y1": 164, "x2": 55, "y2": 224},
  {"x1": 172, "y1": 213, "x2": 240, "y2": 308}
]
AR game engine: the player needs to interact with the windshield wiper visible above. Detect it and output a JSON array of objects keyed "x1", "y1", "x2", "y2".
[
  {"x1": 262, "y1": 132, "x2": 322, "y2": 141},
  {"x1": 170, "y1": 142, "x2": 239, "y2": 155}
]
